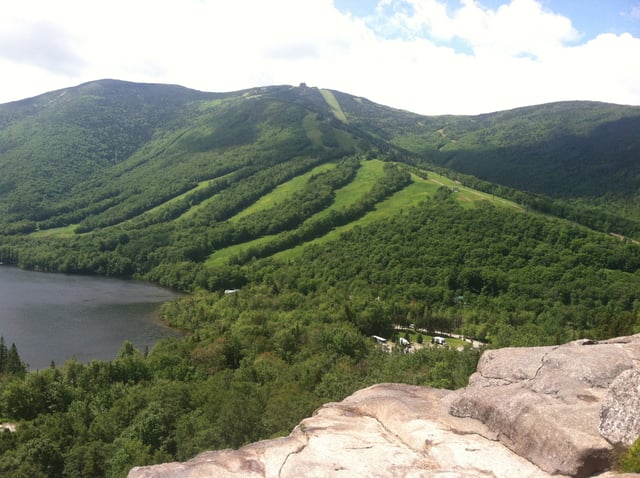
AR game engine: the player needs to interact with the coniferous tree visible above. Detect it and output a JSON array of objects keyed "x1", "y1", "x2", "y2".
[
  {"x1": 5, "y1": 343, "x2": 26, "y2": 376},
  {"x1": 0, "y1": 337, "x2": 7, "y2": 373}
]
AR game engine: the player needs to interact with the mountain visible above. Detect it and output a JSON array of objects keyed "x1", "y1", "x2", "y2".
[
  {"x1": 425, "y1": 101, "x2": 640, "y2": 200},
  {"x1": 382, "y1": 102, "x2": 640, "y2": 198},
  {"x1": 2, "y1": 80, "x2": 639, "y2": 237},
  {"x1": 289, "y1": 89, "x2": 640, "y2": 199},
  {"x1": 0, "y1": 80, "x2": 224, "y2": 230},
  {"x1": 1, "y1": 78, "x2": 639, "y2": 342},
  {"x1": 0, "y1": 79, "x2": 639, "y2": 284},
  {"x1": 1, "y1": 80, "x2": 640, "y2": 476}
]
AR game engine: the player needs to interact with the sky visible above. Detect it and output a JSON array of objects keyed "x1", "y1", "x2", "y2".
[{"x1": 1, "y1": 0, "x2": 639, "y2": 115}]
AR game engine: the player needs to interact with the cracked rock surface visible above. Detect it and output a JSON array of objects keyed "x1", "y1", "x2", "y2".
[
  {"x1": 450, "y1": 335, "x2": 640, "y2": 477},
  {"x1": 129, "y1": 335, "x2": 640, "y2": 478},
  {"x1": 129, "y1": 384, "x2": 550, "y2": 478}
]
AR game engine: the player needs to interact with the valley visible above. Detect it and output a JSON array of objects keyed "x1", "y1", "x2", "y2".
[{"x1": 0, "y1": 80, "x2": 639, "y2": 476}]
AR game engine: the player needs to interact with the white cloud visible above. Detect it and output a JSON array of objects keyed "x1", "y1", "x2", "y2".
[
  {"x1": 546, "y1": 33, "x2": 640, "y2": 105},
  {"x1": 0, "y1": 0, "x2": 638, "y2": 115},
  {"x1": 369, "y1": 0, "x2": 580, "y2": 57},
  {"x1": 463, "y1": 0, "x2": 580, "y2": 57},
  {"x1": 0, "y1": 19, "x2": 86, "y2": 75}
]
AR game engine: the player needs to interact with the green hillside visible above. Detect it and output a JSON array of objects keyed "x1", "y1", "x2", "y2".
[
  {"x1": 328, "y1": 90, "x2": 640, "y2": 201},
  {"x1": 433, "y1": 101, "x2": 640, "y2": 199},
  {"x1": 2, "y1": 80, "x2": 640, "y2": 237},
  {"x1": 346, "y1": 97, "x2": 640, "y2": 224},
  {"x1": 1, "y1": 79, "x2": 638, "y2": 321},
  {"x1": 1, "y1": 80, "x2": 640, "y2": 477},
  {"x1": 1, "y1": 79, "x2": 639, "y2": 306}
]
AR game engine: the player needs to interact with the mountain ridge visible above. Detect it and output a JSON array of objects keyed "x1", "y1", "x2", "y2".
[
  {"x1": 2, "y1": 79, "x2": 640, "y2": 228},
  {"x1": 2, "y1": 79, "x2": 640, "y2": 277}
]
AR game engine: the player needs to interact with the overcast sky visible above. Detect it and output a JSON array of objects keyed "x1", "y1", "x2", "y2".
[{"x1": 1, "y1": 0, "x2": 639, "y2": 115}]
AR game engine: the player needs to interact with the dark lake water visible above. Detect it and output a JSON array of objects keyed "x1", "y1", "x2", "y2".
[{"x1": 0, "y1": 266, "x2": 184, "y2": 370}]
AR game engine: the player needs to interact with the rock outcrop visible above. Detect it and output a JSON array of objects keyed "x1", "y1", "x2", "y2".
[
  {"x1": 600, "y1": 369, "x2": 640, "y2": 446},
  {"x1": 129, "y1": 334, "x2": 640, "y2": 478},
  {"x1": 449, "y1": 336, "x2": 640, "y2": 477}
]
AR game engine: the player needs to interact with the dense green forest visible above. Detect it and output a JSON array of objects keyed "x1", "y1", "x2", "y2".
[
  {"x1": 1, "y1": 192, "x2": 640, "y2": 476},
  {"x1": 1, "y1": 80, "x2": 640, "y2": 476}
]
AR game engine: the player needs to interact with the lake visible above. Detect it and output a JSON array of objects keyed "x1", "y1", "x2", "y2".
[{"x1": 0, "y1": 266, "x2": 184, "y2": 370}]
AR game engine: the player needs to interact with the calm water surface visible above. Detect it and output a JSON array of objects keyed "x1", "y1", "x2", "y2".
[{"x1": 0, "y1": 266, "x2": 183, "y2": 369}]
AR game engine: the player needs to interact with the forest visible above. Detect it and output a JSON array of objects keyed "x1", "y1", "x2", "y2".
[
  {"x1": 1, "y1": 191, "x2": 640, "y2": 476},
  {"x1": 1, "y1": 80, "x2": 640, "y2": 476}
]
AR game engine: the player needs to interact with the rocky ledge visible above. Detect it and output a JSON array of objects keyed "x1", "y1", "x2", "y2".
[{"x1": 129, "y1": 334, "x2": 640, "y2": 478}]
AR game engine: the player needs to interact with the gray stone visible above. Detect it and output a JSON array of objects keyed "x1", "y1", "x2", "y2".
[
  {"x1": 129, "y1": 384, "x2": 555, "y2": 478},
  {"x1": 449, "y1": 335, "x2": 640, "y2": 477},
  {"x1": 600, "y1": 368, "x2": 640, "y2": 446}
]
